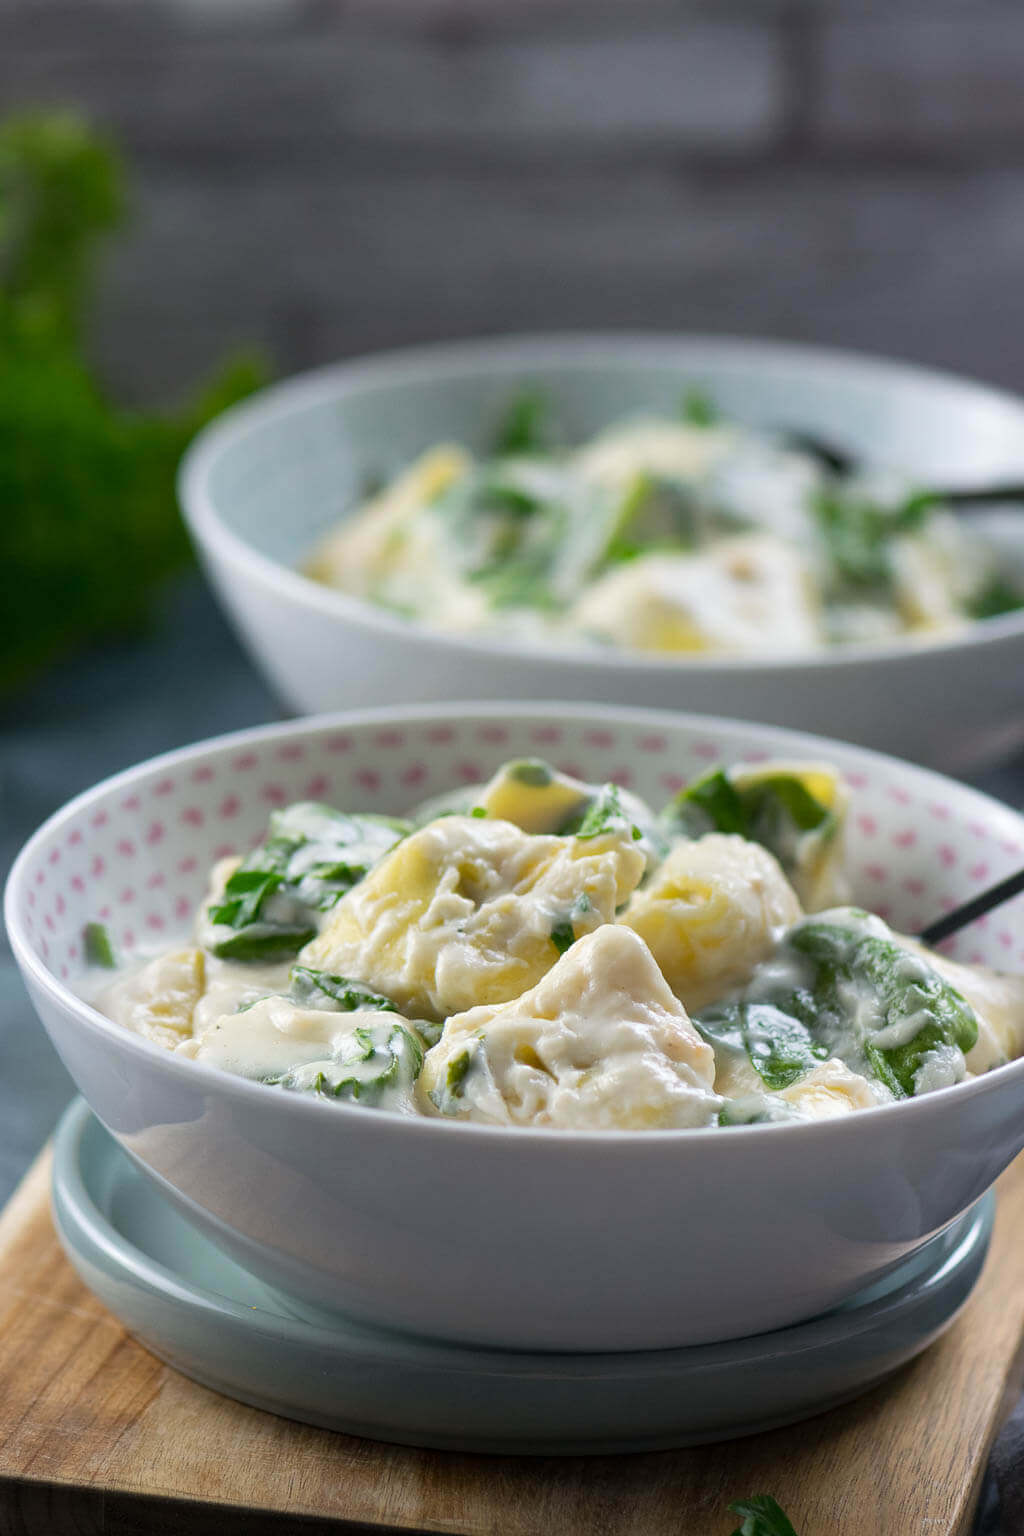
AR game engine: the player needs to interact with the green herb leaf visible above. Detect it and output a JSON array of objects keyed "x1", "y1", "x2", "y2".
[
  {"x1": 508, "y1": 759, "x2": 554, "y2": 787},
  {"x1": 741, "y1": 775, "x2": 831, "y2": 837},
  {"x1": 429, "y1": 1044, "x2": 478, "y2": 1114},
  {"x1": 271, "y1": 1020, "x2": 424, "y2": 1106},
  {"x1": 447, "y1": 1049, "x2": 472, "y2": 1096},
  {"x1": 789, "y1": 920, "x2": 979, "y2": 1096},
  {"x1": 83, "y1": 920, "x2": 116, "y2": 969},
  {"x1": 812, "y1": 491, "x2": 894, "y2": 594},
  {"x1": 663, "y1": 768, "x2": 747, "y2": 839},
  {"x1": 728, "y1": 1493, "x2": 800, "y2": 1536},
  {"x1": 209, "y1": 922, "x2": 318, "y2": 963},
  {"x1": 696, "y1": 1001, "x2": 829, "y2": 1091},
  {"x1": 717, "y1": 1098, "x2": 780, "y2": 1128},
  {"x1": 681, "y1": 388, "x2": 717, "y2": 427},
  {"x1": 208, "y1": 866, "x2": 284, "y2": 929},
  {"x1": 660, "y1": 767, "x2": 834, "y2": 890},
  {"x1": 968, "y1": 577, "x2": 1023, "y2": 621},
  {"x1": 289, "y1": 965, "x2": 398, "y2": 1014},
  {"x1": 203, "y1": 802, "x2": 409, "y2": 963},
  {"x1": 810, "y1": 486, "x2": 931, "y2": 601},
  {"x1": 565, "y1": 782, "x2": 634, "y2": 840},
  {"x1": 435, "y1": 467, "x2": 568, "y2": 612},
  {"x1": 492, "y1": 389, "x2": 551, "y2": 456},
  {"x1": 600, "y1": 471, "x2": 751, "y2": 571},
  {"x1": 550, "y1": 918, "x2": 576, "y2": 955}
]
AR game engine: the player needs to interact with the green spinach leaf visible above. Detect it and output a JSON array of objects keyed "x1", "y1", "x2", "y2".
[
  {"x1": 492, "y1": 389, "x2": 551, "y2": 456},
  {"x1": 271, "y1": 1020, "x2": 423, "y2": 1106},
  {"x1": 696, "y1": 1001, "x2": 828, "y2": 1091},
  {"x1": 681, "y1": 388, "x2": 717, "y2": 427},
  {"x1": 289, "y1": 966, "x2": 398, "y2": 1014},
  {"x1": 83, "y1": 920, "x2": 116, "y2": 968},
  {"x1": 204, "y1": 802, "x2": 409, "y2": 962},
  {"x1": 788, "y1": 919, "x2": 978, "y2": 1097},
  {"x1": 728, "y1": 1494, "x2": 800, "y2": 1536},
  {"x1": 562, "y1": 782, "x2": 640, "y2": 841}
]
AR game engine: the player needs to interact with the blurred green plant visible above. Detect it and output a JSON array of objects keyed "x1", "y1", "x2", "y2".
[{"x1": 0, "y1": 112, "x2": 269, "y2": 693}]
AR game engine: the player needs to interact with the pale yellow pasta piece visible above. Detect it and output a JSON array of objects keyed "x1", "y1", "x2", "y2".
[
  {"x1": 619, "y1": 833, "x2": 801, "y2": 1012},
  {"x1": 101, "y1": 948, "x2": 205, "y2": 1050},
  {"x1": 178, "y1": 997, "x2": 423, "y2": 1114},
  {"x1": 892, "y1": 514, "x2": 986, "y2": 637},
  {"x1": 569, "y1": 538, "x2": 823, "y2": 656},
  {"x1": 301, "y1": 814, "x2": 645, "y2": 1021},
  {"x1": 573, "y1": 418, "x2": 734, "y2": 489},
  {"x1": 707, "y1": 1043, "x2": 763, "y2": 1101},
  {"x1": 776, "y1": 1058, "x2": 885, "y2": 1120},
  {"x1": 470, "y1": 761, "x2": 659, "y2": 856},
  {"x1": 474, "y1": 762, "x2": 594, "y2": 835},
  {"x1": 306, "y1": 445, "x2": 471, "y2": 592},
  {"x1": 419, "y1": 925, "x2": 719, "y2": 1129}
]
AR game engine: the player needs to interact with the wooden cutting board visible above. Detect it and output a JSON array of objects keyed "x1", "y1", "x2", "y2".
[{"x1": 2, "y1": 1144, "x2": 1024, "y2": 1536}]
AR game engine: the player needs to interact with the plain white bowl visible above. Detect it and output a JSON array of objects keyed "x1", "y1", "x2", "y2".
[
  {"x1": 7, "y1": 703, "x2": 1024, "y2": 1352},
  {"x1": 179, "y1": 334, "x2": 1024, "y2": 773}
]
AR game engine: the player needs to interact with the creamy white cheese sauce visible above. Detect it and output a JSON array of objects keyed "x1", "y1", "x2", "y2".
[
  {"x1": 83, "y1": 759, "x2": 1024, "y2": 1131},
  {"x1": 305, "y1": 411, "x2": 1022, "y2": 656}
]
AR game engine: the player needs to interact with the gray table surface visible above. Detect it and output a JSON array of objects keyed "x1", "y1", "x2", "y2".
[{"x1": 1, "y1": 573, "x2": 1021, "y2": 1531}]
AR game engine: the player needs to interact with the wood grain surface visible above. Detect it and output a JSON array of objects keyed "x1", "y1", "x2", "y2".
[{"x1": 1, "y1": 1144, "x2": 1024, "y2": 1536}]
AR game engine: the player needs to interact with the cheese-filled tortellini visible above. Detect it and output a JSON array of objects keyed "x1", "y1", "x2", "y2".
[
  {"x1": 85, "y1": 753, "x2": 1024, "y2": 1133},
  {"x1": 714, "y1": 1051, "x2": 887, "y2": 1124},
  {"x1": 775, "y1": 1058, "x2": 887, "y2": 1120},
  {"x1": 306, "y1": 444, "x2": 471, "y2": 601},
  {"x1": 304, "y1": 398, "x2": 1022, "y2": 654},
  {"x1": 420, "y1": 925, "x2": 720, "y2": 1129},
  {"x1": 619, "y1": 833, "x2": 802, "y2": 1012},
  {"x1": 415, "y1": 759, "x2": 666, "y2": 865},
  {"x1": 573, "y1": 416, "x2": 735, "y2": 490},
  {"x1": 179, "y1": 994, "x2": 424, "y2": 1114},
  {"x1": 569, "y1": 537, "x2": 824, "y2": 656},
  {"x1": 301, "y1": 813, "x2": 645, "y2": 1021},
  {"x1": 99, "y1": 947, "x2": 205, "y2": 1049}
]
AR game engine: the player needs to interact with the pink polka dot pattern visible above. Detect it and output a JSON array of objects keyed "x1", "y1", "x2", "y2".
[{"x1": 11, "y1": 711, "x2": 1024, "y2": 986}]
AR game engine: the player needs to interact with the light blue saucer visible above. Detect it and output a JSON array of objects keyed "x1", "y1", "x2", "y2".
[{"x1": 52, "y1": 1099, "x2": 993, "y2": 1455}]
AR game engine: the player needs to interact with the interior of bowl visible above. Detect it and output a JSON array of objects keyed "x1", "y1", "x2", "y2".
[
  {"x1": 185, "y1": 335, "x2": 1024, "y2": 580},
  {"x1": 10, "y1": 706, "x2": 1024, "y2": 1004}
]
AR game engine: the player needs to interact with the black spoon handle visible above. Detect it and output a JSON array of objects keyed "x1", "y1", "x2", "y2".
[
  {"x1": 939, "y1": 484, "x2": 1024, "y2": 508},
  {"x1": 781, "y1": 431, "x2": 1024, "y2": 508},
  {"x1": 918, "y1": 866, "x2": 1024, "y2": 948}
]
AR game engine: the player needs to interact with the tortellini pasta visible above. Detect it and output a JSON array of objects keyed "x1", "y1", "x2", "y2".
[
  {"x1": 300, "y1": 812, "x2": 645, "y2": 1021},
  {"x1": 419, "y1": 925, "x2": 719, "y2": 1130},
  {"x1": 101, "y1": 947, "x2": 206, "y2": 1049},
  {"x1": 619, "y1": 834, "x2": 802, "y2": 1012},
  {"x1": 181, "y1": 995, "x2": 423, "y2": 1114},
  {"x1": 88, "y1": 754, "x2": 1024, "y2": 1134},
  {"x1": 776, "y1": 1058, "x2": 887, "y2": 1121},
  {"x1": 569, "y1": 537, "x2": 822, "y2": 656},
  {"x1": 306, "y1": 444, "x2": 472, "y2": 610},
  {"x1": 304, "y1": 399, "x2": 1022, "y2": 654}
]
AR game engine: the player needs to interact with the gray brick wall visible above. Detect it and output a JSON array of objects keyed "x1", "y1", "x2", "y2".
[{"x1": 4, "y1": 0, "x2": 1024, "y2": 403}]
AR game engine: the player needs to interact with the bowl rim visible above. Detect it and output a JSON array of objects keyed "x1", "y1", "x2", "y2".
[
  {"x1": 8, "y1": 698, "x2": 1024, "y2": 1151},
  {"x1": 179, "y1": 330, "x2": 1024, "y2": 675}
]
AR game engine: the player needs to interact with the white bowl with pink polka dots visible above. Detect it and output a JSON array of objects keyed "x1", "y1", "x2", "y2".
[{"x1": 7, "y1": 702, "x2": 1024, "y2": 1352}]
